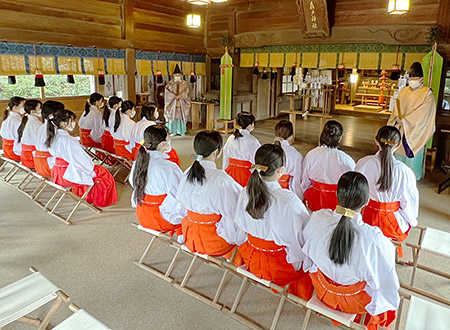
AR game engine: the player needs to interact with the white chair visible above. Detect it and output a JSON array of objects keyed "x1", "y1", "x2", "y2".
[
  {"x1": 0, "y1": 267, "x2": 70, "y2": 330},
  {"x1": 52, "y1": 304, "x2": 111, "y2": 330}
]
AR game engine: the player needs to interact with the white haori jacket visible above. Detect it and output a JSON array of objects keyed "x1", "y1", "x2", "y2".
[
  {"x1": 101, "y1": 108, "x2": 116, "y2": 134},
  {"x1": 234, "y1": 180, "x2": 310, "y2": 271},
  {"x1": 78, "y1": 105, "x2": 104, "y2": 143},
  {"x1": 279, "y1": 139, "x2": 303, "y2": 199},
  {"x1": 302, "y1": 209, "x2": 400, "y2": 316},
  {"x1": 222, "y1": 129, "x2": 261, "y2": 170},
  {"x1": 176, "y1": 160, "x2": 244, "y2": 245},
  {"x1": 130, "y1": 118, "x2": 156, "y2": 147},
  {"x1": 355, "y1": 153, "x2": 419, "y2": 232},
  {"x1": 112, "y1": 113, "x2": 136, "y2": 153},
  {"x1": 21, "y1": 115, "x2": 43, "y2": 146},
  {"x1": 35, "y1": 120, "x2": 55, "y2": 168},
  {"x1": 129, "y1": 150, "x2": 186, "y2": 224},
  {"x1": 0, "y1": 111, "x2": 22, "y2": 155}
]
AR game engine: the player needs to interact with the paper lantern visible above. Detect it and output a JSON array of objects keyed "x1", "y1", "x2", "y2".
[
  {"x1": 388, "y1": 0, "x2": 410, "y2": 15},
  {"x1": 186, "y1": 14, "x2": 201, "y2": 28}
]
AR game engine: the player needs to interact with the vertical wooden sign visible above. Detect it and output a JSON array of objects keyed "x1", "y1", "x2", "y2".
[{"x1": 296, "y1": 0, "x2": 330, "y2": 38}]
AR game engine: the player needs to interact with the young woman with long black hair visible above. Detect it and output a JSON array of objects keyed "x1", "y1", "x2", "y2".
[
  {"x1": 78, "y1": 92, "x2": 104, "y2": 148},
  {"x1": 176, "y1": 130, "x2": 244, "y2": 261},
  {"x1": 34, "y1": 100, "x2": 64, "y2": 177},
  {"x1": 302, "y1": 171, "x2": 399, "y2": 330},
  {"x1": 17, "y1": 100, "x2": 43, "y2": 168},
  {"x1": 234, "y1": 144, "x2": 313, "y2": 299},
  {"x1": 0, "y1": 96, "x2": 26, "y2": 161},
  {"x1": 130, "y1": 102, "x2": 158, "y2": 160},
  {"x1": 300, "y1": 120, "x2": 355, "y2": 211},
  {"x1": 47, "y1": 109, "x2": 117, "y2": 207},
  {"x1": 222, "y1": 112, "x2": 261, "y2": 187},
  {"x1": 355, "y1": 126, "x2": 418, "y2": 257},
  {"x1": 112, "y1": 100, "x2": 136, "y2": 160},
  {"x1": 129, "y1": 125, "x2": 186, "y2": 233},
  {"x1": 101, "y1": 96, "x2": 122, "y2": 154},
  {"x1": 273, "y1": 120, "x2": 303, "y2": 198}
]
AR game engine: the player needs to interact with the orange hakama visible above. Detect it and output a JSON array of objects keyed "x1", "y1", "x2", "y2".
[
  {"x1": 21, "y1": 144, "x2": 36, "y2": 168},
  {"x1": 80, "y1": 129, "x2": 102, "y2": 148},
  {"x1": 239, "y1": 235, "x2": 313, "y2": 300},
  {"x1": 304, "y1": 180, "x2": 338, "y2": 212},
  {"x1": 101, "y1": 130, "x2": 116, "y2": 154},
  {"x1": 136, "y1": 194, "x2": 181, "y2": 235},
  {"x1": 225, "y1": 158, "x2": 252, "y2": 187},
  {"x1": 34, "y1": 150, "x2": 52, "y2": 177},
  {"x1": 310, "y1": 270, "x2": 396, "y2": 330},
  {"x1": 2, "y1": 139, "x2": 21, "y2": 161},
  {"x1": 114, "y1": 140, "x2": 133, "y2": 160},
  {"x1": 278, "y1": 174, "x2": 291, "y2": 189},
  {"x1": 51, "y1": 157, "x2": 117, "y2": 207}
]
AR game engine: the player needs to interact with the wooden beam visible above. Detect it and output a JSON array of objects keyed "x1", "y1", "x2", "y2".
[
  {"x1": 122, "y1": 0, "x2": 134, "y2": 47},
  {"x1": 125, "y1": 48, "x2": 136, "y2": 103}
]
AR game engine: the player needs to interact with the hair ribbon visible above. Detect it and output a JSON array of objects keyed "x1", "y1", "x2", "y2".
[
  {"x1": 251, "y1": 164, "x2": 269, "y2": 173},
  {"x1": 235, "y1": 125, "x2": 242, "y2": 130},
  {"x1": 140, "y1": 140, "x2": 145, "y2": 146},
  {"x1": 335, "y1": 205, "x2": 355, "y2": 219},
  {"x1": 23, "y1": 113, "x2": 28, "y2": 117},
  {"x1": 190, "y1": 154, "x2": 203, "y2": 161},
  {"x1": 48, "y1": 113, "x2": 54, "y2": 120},
  {"x1": 380, "y1": 138, "x2": 396, "y2": 145}
]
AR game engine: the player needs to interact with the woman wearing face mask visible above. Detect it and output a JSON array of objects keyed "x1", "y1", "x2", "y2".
[
  {"x1": 17, "y1": 99, "x2": 43, "y2": 168},
  {"x1": 129, "y1": 125, "x2": 186, "y2": 233},
  {"x1": 0, "y1": 96, "x2": 26, "y2": 161},
  {"x1": 112, "y1": 100, "x2": 136, "y2": 160},
  {"x1": 78, "y1": 92, "x2": 105, "y2": 148},
  {"x1": 222, "y1": 112, "x2": 261, "y2": 187},
  {"x1": 47, "y1": 109, "x2": 117, "y2": 207},
  {"x1": 101, "y1": 96, "x2": 122, "y2": 154}
]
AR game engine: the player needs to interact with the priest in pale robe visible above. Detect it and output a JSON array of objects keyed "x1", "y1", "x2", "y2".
[
  {"x1": 388, "y1": 62, "x2": 436, "y2": 180},
  {"x1": 164, "y1": 64, "x2": 191, "y2": 136}
]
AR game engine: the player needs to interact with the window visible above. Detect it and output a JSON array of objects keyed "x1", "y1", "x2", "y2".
[
  {"x1": 0, "y1": 75, "x2": 95, "y2": 100},
  {"x1": 443, "y1": 68, "x2": 450, "y2": 112},
  {"x1": 282, "y1": 74, "x2": 298, "y2": 94}
]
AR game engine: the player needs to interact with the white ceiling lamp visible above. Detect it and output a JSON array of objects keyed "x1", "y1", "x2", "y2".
[
  {"x1": 388, "y1": 0, "x2": 410, "y2": 15},
  {"x1": 211, "y1": 0, "x2": 228, "y2": 3},
  {"x1": 187, "y1": 0, "x2": 211, "y2": 5},
  {"x1": 186, "y1": 13, "x2": 201, "y2": 28}
]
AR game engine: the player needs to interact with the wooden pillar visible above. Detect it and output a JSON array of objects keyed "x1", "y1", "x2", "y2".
[{"x1": 126, "y1": 48, "x2": 136, "y2": 103}]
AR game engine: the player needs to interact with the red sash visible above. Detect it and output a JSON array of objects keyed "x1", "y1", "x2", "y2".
[
  {"x1": 114, "y1": 140, "x2": 133, "y2": 160},
  {"x1": 34, "y1": 150, "x2": 52, "y2": 177},
  {"x1": 2, "y1": 139, "x2": 21, "y2": 161},
  {"x1": 101, "y1": 130, "x2": 115, "y2": 154},
  {"x1": 80, "y1": 129, "x2": 102, "y2": 148},
  {"x1": 278, "y1": 174, "x2": 291, "y2": 189},
  {"x1": 304, "y1": 180, "x2": 338, "y2": 212},
  {"x1": 21, "y1": 144, "x2": 36, "y2": 168},
  {"x1": 225, "y1": 158, "x2": 252, "y2": 187},
  {"x1": 136, "y1": 194, "x2": 181, "y2": 235}
]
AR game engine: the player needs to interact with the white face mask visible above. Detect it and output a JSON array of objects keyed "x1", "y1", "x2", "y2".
[
  {"x1": 409, "y1": 79, "x2": 422, "y2": 90},
  {"x1": 174, "y1": 75, "x2": 182, "y2": 83},
  {"x1": 165, "y1": 140, "x2": 172, "y2": 153},
  {"x1": 67, "y1": 121, "x2": 76, "y2": 132},
  {"x1": 19, "y1": 107, "x2": 25, "y2": 115},
  {"x1": 128, "y1": 110, "x2": 136, "y2": 118}
]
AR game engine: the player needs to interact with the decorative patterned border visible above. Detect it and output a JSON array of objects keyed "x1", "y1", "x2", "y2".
[{"x1": 135, "y1": 51, "x2": 205, "y2": 63}]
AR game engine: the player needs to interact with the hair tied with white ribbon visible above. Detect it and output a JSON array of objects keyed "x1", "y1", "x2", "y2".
[
  {"x1": 48, "y1": 113, "x2": 54, "y2": 120},
  {"x1": 335, "y1": 205, "x2": 356, "y2": 219},
  {"x1": 190, "y1": 154, "x2": 203, "y2": 162},
  {"x1": 251, "y1": 164, "x2": 269, "y2": 173}
]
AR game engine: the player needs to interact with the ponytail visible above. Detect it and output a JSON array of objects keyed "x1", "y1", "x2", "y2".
[
  {"x1": 328, "y1": 172, "x2": 369, "y2": 265},
  {"x1": 245, "y1": 144, "x2": 285, "y2": 219},
  {"x1": 375, "y1": 126, "x2": 401, "y2": 192},
  {"x1": 274, "y1": 120, "x2": 293, "y2": 147},
  {"x1": 114, "y1": 109, "x2": 121, "y2": 133},
  {"x1": 17, "y1": 99, "x2": 42, "y2": 143},
  {"x1": 233, "y1": 128, "x2": 243, "y2": 139},
  {"x1": 17, "y1": 115, "x2": 28, "y2": 143},
  {"x1": 46, "y1": 117, "x2": 57, "y2": 148},
  {"x1": 105, "y1": 96, "x2": 122, "y2": 128},
  {"x1": 2, "y1": 108, "x2": 9, "y2": 121},
  {"x1": 84, "y1": 102, "x2": 90, "y2": 117},
  {"x1": 3, "y1": 96, "x2": 25, "y2": 121},
  {"x1": 187, "y1": 159, "x2": 206, "y2": 185},
  {"x1": 234, "y1": 112, "x2": 255, "y2": 140},
  {"x1": 103, "y1": 107, "x2": 111, "y2": 128},
  {"x1": 85, "y1": 92, "x2": 104, "y2": 117}
]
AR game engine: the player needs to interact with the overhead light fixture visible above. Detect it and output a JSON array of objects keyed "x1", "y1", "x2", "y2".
[
  {"x1": 388, "y1": 0, "x2": 410, "y2": 15},
  {"x1": 211, "y1": 0, "x2": 228, "y2": 3},
  {"x1": 186, "y1": 14, "x2": 201, "y2": 28},
  {"x1": 187, "y1": 0, "x2": 211, "y2": 5}
]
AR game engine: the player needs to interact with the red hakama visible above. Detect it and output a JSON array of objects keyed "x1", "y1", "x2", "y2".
[
  {"x1": 101, "y1": 130, "x2": 115, "y2": 154},
  {"x1": 225, "y1": 158, "x2": 252, "y2": 187},
  {"x1": 51, "y1": 158, "x2": 117, "y2": 207},
  {"x1": 2, "y1": 139, "x2": 21, "y2": 161},
  {"x1": 278, "y1": 174, "x2": 291, "y2": 189},
  {"x1": 310, "y1": 270, "x2": 396, "y2": 330},
  {"x1": 80, "y1": 129, "x2": 102, "y2": 148},
  {"x1": 304, "y1": 180, "x2": 338, "y2": 212},
  {"x1": 34, "y1": 151, "x2": 52, "y2": 177},
  {"x1": 136, "y1": 194, "x2": 181, "y2": 235},
  {"x1": 114, "y1": 140, "x2": 133, "y2": 160},
  {"x1": 21, "y1": 144, "x2": 36, "y2": 168},
  {"x1": 239, "y1": 235, "x2": 313, "y2": 300}
]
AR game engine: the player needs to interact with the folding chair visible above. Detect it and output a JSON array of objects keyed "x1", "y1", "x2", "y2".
[
  {"x1": 133, "y1": 223, "x2": 183, "y2": 283},
  {"x1": 0, "y1": 156, "x2": 25, "y2": 184},
  {"x1": 400, "y1": 226, "x2": 450, "y2": 303},
  {"x1": 221, "y1": 262, "x2": 290, "y2": 330},
  {"x1": 0, "y1": 267, "x2": 70, "y2": 330},
  {"x1": 395, "y1": 291, "x2": 450, "y2": 330},
  {"x1": 52, "y1": 304, "x2": 111, "y2": 330}
]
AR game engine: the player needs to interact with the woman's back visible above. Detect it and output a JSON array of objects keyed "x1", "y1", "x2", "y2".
[{"x1": 21, "y1": 115, "x2": 43, "y2": 145}]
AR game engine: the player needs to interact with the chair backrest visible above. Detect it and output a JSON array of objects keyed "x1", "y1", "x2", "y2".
[
  {"x1": 405, "y1": 295, "x2": 450, "y2": 330},
  {"x1": 0, "y1": 272, "x2": 59, "y2": 327},
  {"x1": 52, "y1": 309, "x2": 111, "y2": 330}
]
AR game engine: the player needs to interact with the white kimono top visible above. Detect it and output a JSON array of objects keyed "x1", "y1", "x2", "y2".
[
  {"x1": 130, "y1": 118, "x2": 156, "y2": 147},
  {"x1": 21, "y1": 115, "x2": 43, "y2": 146},
  {"x1": 0, "y1": 112, "x2": 22, "y2": 155},
  {"x1": 129, "y1": 150, "x2": 186, "y2": 224},
  {"x1": 78, "y1": 105, "x2": 104, "y2": 143},
  {"x1": 112, "y1": 113, "x2": 136, "y2": 153},
  {"x1": 102, "y1": 108, "x2": 116, "y2": 134},
  {"x1": 300, "y1": 146, "x2": 355, "y2": 194},
  {"x1": 48, "y1": 129, "x2": 95, "y2": 186},
  {"x1": 35, "y1": 120, "x2": 55, "y2": 168},
  {"x1": 279, "y1": 139, "x2": 303, "y2": 199},
  {"x1": 222, "y1": 129, "x2": 261, "y2": 170},
  {"x1": 176, "y1": 160, "x2": 244, "y2": 245},
  {"x1": 234, "y1": 180, "x2": 310, "y2": 271},
  {"x1": 355, "y1": 153, "x2": 419, "y2": 232},
  {"x1": 302, "y1": 209, "x2": 400, "y2": 316}
]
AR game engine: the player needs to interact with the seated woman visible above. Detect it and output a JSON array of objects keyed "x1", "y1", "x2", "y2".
[
  {"x1": 273, "y1": 120, "x2": 303, "y2": 198},
  {"x1": 101, "y1": 96, "x2": 122, "y2": 154},
  {"x1": 0, "y1": 96, "x2": 26, "y2": 161},
  {"x1": 176, "y1": 130, "x2": 244, "y2": 262},
  {"x1": 47, "y1": 109, "x2": 117, "y2": 208},
  {"x1": 129, "y1": 125, "x2": 185, "y2": 234},
  {"x1": 78, "y1": 92, "x2": 104, "y2": 148},
  {"x1": 18, "y1": 100, "x2": 43, "y2": 168},
  {"x1": 234, "y1": 144, "x2": 313, "y2": 300},
  {"x1": 302, "y1": 172, "x2": 399, "y2": 330},
  {"x1": 34, "y1": 101, "x2": 64, "y2": 177},
  {"x1": 300, "y1": 120, "x2": 355, "y2": 211},
  {"x1": 222, "y1": 112, "x2": 261, "y2": 187},
  {"x1": 112, "y1": 100, "x2": 136, "y2": 161},
  {"x1": 355, "y1": 126, "x2": 418, "y2": 257}
]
